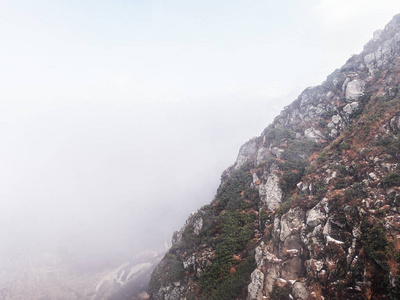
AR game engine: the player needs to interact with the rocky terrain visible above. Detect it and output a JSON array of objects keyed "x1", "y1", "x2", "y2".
[{"x1": 149, "y1": 14, "x2": 400, "y2": 300}]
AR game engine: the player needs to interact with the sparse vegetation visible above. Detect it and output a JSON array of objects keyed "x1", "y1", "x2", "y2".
[
  {"x1": 361, "y1": 221, "x2": 388, "y2": 263},
  {"x1": 279, "y1": 138, "x2": 317, "y2": 195},
  {"x1": 269, "y1": 285, "x2": 291, "y2": 300},
  {"x1": 276, "y1": 196, "x2": 293, "y2": 217}
]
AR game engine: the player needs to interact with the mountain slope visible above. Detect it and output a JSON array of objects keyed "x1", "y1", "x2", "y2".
[{"x1": 149, "y1": 14, "x2": 400, "y2": 300}]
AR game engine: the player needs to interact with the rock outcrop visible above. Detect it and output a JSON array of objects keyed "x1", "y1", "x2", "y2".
[{"x1": 149, "y1": 14, "x2": 400, "y2": 300}]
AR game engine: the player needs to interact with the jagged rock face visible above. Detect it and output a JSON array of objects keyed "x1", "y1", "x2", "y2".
[
  {"x1": 149, "y1": 14, "x2": 400, "y2": 300},
  {"x1": 172, "y1": 213, "x2": 203, "y2": 245},
  {"x1": 258, "y1": 174, "x2": 283, "y2": 211}
]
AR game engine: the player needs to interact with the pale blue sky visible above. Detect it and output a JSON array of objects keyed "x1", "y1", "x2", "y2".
[
  {"x1": 1, "y1": 0, "x2": 400, "y2": 266},
  {"x1": 2, "y1": 0, "x2": 399, "y2": 105}
]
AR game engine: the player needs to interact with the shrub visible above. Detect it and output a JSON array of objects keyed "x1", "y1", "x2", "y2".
[
  {"x1": 264, "y1": 127, "x2": 295, "y2": 145},
  {"x1": 345, "y1": 182, "x2": 367, "y2": 200},
  {"x1": 318, "y1": 119, "x2": 328, "y2": 128},
  {"x1": 269, "y1": 285, "x2": 291, "y2": 300},
  {"x1": 334, "y1": 177, "x2": 348, "y2": 189},
  {"x1": 276, "y1": 197, "x2": 293, "y2": 217},
  {"x1": 361, "y1": 221, "x2": 388, "y2": 263},
  {"x1": 279, "y1": 139, "x2": 316, "y2": 195},
  {"x1": 313, "y1": 181, "x2": 328, "y2": 199},
  {"x1": 383, "y1": 172, "x2": 400, "y2": 187},
  {"x1": 317, "y1": 150, "x2": 329, "y2": 164},
  {"x1": 375, "y1": 134, "x2": 400, "y2": 158},
  {"x1": 215, "y1": 168, "x2": 252, "y2": 212}
]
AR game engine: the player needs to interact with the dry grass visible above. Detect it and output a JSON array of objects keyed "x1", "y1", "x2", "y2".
[
  {"x1": 363, "y1": 284, "x2": 372, "y2": 300},
  {"x1": 313, "y1": 282, "x2": 323, "y2": 300}
]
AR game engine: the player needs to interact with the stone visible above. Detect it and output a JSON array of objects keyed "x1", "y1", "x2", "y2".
[
  {"x1": 247, "y1": 269, "x2": 264, "y2": 300},
  {"x1": 281, "y1": 257, "x2": 304, "y2": 280},
  {"x1": 332, "y1": 114, "x2": 342, "y2": 125},
  {"x1": 326, "y1": 235, "x2": 344, "y2": 245},
  {"x1": 271, "y1": 147, "x2": 284, "y2": 158},
  {"x1": 264, "y1": 264, "x2": 280, "y2": 294},
  {"x1": 364, "y1": 32, "x2": 400, "y2": 70},
  {"x1": 183, "y1": 255, "x2": 195, "y2": 269},
  {"x1": 345, "y1": 79, "x2": 365, "y2": 100},
  {"x1": 255, "y1": 246, "x2": 263, "y2": 267},
  {"x1": 308, "y1": 259, "x2": 324, "y2": 272},
  {"x1": 343, "y1": 101, "x2": 360, "y2": 115},
  {"x1": 292, "y1": 282, "x2": 309, "y2": 300},
  {"x1": 280, "y1": 207, "x2": 305, "y2": 242},
  {"x1": 253, "y1": 173, "x2": 261, "y2": 185},
  {"x1": 274, "y1": 216, "x2": 281, "y2": 236},
  {"x1": 304, "y1": 127, "x2": 325, "y2": 142},
  {"x1": 256, "y1": 147, "x2": 269, "y2": 165},
  {"x1": 236, "y1": 139, "x2": 258, "y2": 169},
  {"x1": 323, "y1": 220, "x2": 331, "y2": 236},
  {"x1": 369, "y1": 172, "x2": 378, "y2": 181},
  {"x1": 306, "y1": 204, "x2": 326, "y2": 228},
  {"x1": 282, "y1": 235, "x2": 302, "y2": 254},
  {"x1": 330, "y1": 128, "x2": 339, "y2": 138},
  {"x1": 389, "y1": 116, "x2": 400, "y2": 133},
  {"x1": 259, "y1": 174, "x2": 283, "y2": 211}
]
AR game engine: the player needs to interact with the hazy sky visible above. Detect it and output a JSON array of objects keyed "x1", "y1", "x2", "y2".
[{"x1": 1, "y1": 0, "x2": 400, "y2": 268}]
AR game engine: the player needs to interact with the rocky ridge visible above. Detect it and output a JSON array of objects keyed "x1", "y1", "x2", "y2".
[{"x1": 149, "y1": 14, "x2": 400, "y2": 300}]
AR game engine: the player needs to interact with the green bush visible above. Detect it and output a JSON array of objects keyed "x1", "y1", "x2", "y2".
[
  {"x1": 375, "y1": 134, "x2": 400, "y2": 158},
  {"x1": 334, "y1": 177, "x2": 348, "y2": 189},
  {"x1": 313, "y1": 181, "x2": 328, "y2": 199},
  {"x1": 318, "y1": 119, "x2": 328, "y2": 128},
  {"x1": 279, "y1": 139, "x2": 316, "y2": 195},
  {"x1": 215, "y1": 168, "x2": 252, "y2": 212},
  {"x1": 345, "y1": 182, "x2": 367, "y2": 200},
  {"x1": 276, "y1": 197, "x2": 293, "y2": 217},
  {"x1": 198, "y1": 164, "x2": 258, "y2": 299},
  {"x1": 361, "y1": 221, "x2": 388, "y2": 263},
  {"x1": 264, "y1": 127, "x2": 295, "y2": 145},
  {"x1": 383, "y1": 172, "x2": 400, "y2": 187},
  {"x1": 269, "y1": 285, "x2": 291, "y2": 300},
  {"x1": 317, "y1": 150, "x2": 329, "y2": 164}
]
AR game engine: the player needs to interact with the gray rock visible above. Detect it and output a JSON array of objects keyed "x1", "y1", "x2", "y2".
[
  {"x1": 281, "y1": 257, "x2": 305, "y2": 280},
  {"x1": 255, "y1": 246, "x2": 263, "y2": 268},
  {"x1": 292, "y1": 282, "x2": 309, "y2": 300},
  {"x1": 332, "y1": 114, "x2": 342, "y2": 125},
  {"x1": 297, "y1": 181, "x2": 311, "y2": 195},
  {"x1": 343, "y1": 101, "x2": 360, "y2": 115},
  {"x1": 280, "y1": 207, "x2": 305, "y2": 242},
  {"x1": 235, "y1": 139, "x2": 258, "y2": 169},
  {"x1": 259, "y1": 174, "x2": 283, "y2": 211},
  {"x1": 247, "y1": 269, "x2": 264, "y2": 300},
  {"x1": 364, "y1": 32, "x2": 400, "y2": 71},
  {"x1": 330, "y1": 128, "x2": 339, "y2": 138},
  {"x1": 345, "y1": 80, "x2": 365, "y2": 101},
  {"x1": 264, "y1": 264, "x2": 280, "y2": 295},
  {"x1": 306, "y1": 204, "x2": 326, "y2": 228},
  {"x1": 271, "y1": 147, "x2": 284, "y2": 158},
  {"x1": 256, "y1": 147, "x2": 269, "y2": 165},
  {"x1": 304, "y1": 127, "x2": 325, "y2": 142},
  {"x1": 274, "y1": 216, "x2": 281, "y2": 236},
  {"x1": 369, "y1": 172, "x2": 378, "y2": 181}
]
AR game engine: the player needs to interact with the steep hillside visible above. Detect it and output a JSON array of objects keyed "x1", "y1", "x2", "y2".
[{"x1": 149, "y1": 14, "x2": 400, "y2": 300}]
